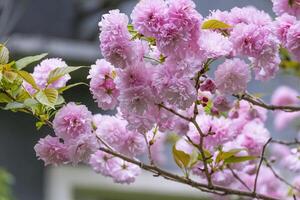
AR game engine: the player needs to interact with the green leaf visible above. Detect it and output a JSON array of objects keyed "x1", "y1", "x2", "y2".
[
  {"x1": 216, "y1": 149, "x2": 245, "y2": 163},
  {"x1": 3, "y1": 71, "x2": 17, "y2": 83},
  {"x1": 35, "y1": 88, "x2": 58, "y2": 108},
  {"x1": 204, "y1": 100, "x2": 213, "y2": 115},
  {"x1": 224, "y1": 155, "x2": 257, "y2": 164},
  {"x1": 202, "y1": 19, "x2": 232, "y2": 30},
  {"x1": 55, "y1": 95, "x2": 65, "y2": 105},
  {"x1": 4, "y1": 102, "x2": 25, "y2": 110},
  {"x1": 17, "y1": 70, "x2": 38, "y2": 89},
  {"x1": 36, "y1": 121, "x2": 45, "y2": 130},
  {"x1": 172, "y1": 145, "x2": 191, "y2": 169},
  {"x1": 57, "y1": 82, "x2": 88, "y2": 94},
  {"x1": 16, "y1": 90, "x2": 31, "y2": 102},
  {"x1": 15, "y1": 53, "x2": 48, "y2": 70},
  {"x1": 0, "y1": 93, "x2": 11, "y2": 103},
  {"x1": 198, "y1": 149, "x2": 212, "y2": 161},
  {"x1": 24, "y1": 98, "x2": 38, "y2": 107},
  {"x1": 47, "y1": 66, "x2": 83, "y2": 85}
]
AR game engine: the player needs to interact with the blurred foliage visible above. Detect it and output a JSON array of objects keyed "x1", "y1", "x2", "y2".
[
  {"x1": 0, "y1": 168, "x2": 14, "y2": 200},
  {"x1": 0, "y1": 44, "x2": 86, "y2": 130},
  {"x1": 279, "y1": 47, "x2": 300, "y2": 76}
]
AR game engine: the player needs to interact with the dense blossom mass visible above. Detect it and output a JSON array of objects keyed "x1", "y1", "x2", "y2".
[{"x1": 23, "y1": 0, "x2": 300, "y2": 199}]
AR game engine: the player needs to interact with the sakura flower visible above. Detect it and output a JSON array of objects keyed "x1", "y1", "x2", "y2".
[
  {"x1": 155, "y1": 0, "x2": 202, "y2": 58},
  {"x1": 199, "y1": 30, "x2": 232, "y2": 59},
  {"x1": 88, "y1": 59, "x2": 119, "y2": 110},
  {"x1": 99, "y1": 10, "x2": 140, "y2": 68},
  {"x1": 271, "y1": 86, "x2": 299, "y2": 106},
  {"x1": 274, "y1": 14, "x2": 297, "y2": 46},
  {"x1": 34, "y1": 135, "x2": 68, "y2": 166},
  {"x1": 214, "y1": 58, "x2": 251, "y2": 94},
  {"x1": 111, "y1": 158, "x2": 141, "y2": 184},
  {"x1": 66, "y1": 134, "x2": 99, "y2": 165},
  {"x1": 286, "y1": 22, "x2": 300, "y2": 61},
  {"x1": 89, "y1": 150, "x2": 117, "y2": 177},
  {"x1": 23, "y1": 58, "x2": 70, "y2": 94},
  {"x1": 53, "y1": 102, "x2": 93, "y2": 141},
  {"x1": 131, "y1": 0, "x2": 167, "y2": 37},
  {"x1": 273, "y1": 0, "x2": 300, "y2": 19}
]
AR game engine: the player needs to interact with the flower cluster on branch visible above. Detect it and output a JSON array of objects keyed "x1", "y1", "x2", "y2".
[{"x1": 1, "y1": 0, "x2": 300, "y2": 200}]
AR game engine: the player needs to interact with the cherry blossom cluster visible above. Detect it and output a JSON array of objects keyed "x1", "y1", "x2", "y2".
[{"x1": 30, "y1": 0, "x2": 300, "y2": 199}]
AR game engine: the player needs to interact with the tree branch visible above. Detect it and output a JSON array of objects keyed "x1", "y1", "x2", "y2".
[
  {"x1": 253, "y1": 138, "x2": 272, "y2": 194},
  {"x1": 264, "y1": 158, "x2": 300, "y2": 193},
  {"x1": 271, "y1": 139, "x2": 300, "y2": 146},
  {"x1": 99, "y1": 146, "x2": 280, "y2": 200},
  {"x1": 233, "y1": 93, "x2": 300, "y2": 112}
]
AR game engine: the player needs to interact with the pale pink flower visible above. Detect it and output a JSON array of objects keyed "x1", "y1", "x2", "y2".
[
  {"x1": 237, "y1": 120, "x2": 270, "y2": 156},
  {"x1": 53, "y1": 102, "x2": 93, "y2": 141},
  {"x1": 95, "y1": 115, "x2": 146, "y2": 157},
  {"x1": 214, "y1": 58, "x2": 251, "y2": 94},
  {"x1": 89, "y1": 150, "x2": 117, "y2": 176},
  {"x1": 34, "y1": 135, "x2": 68, "y2": 166},
  {"x1": 286, "y1": 22, "x2": 300, "y2": 61},
  {"x1": 111, "y1": 158, "x2": 141, "y2": 184},
  {"x1": 199, "y1": 30, "x2": 232, "y2": 59},
  {"x1": 155, "y1": 0, "x2": 202, "y2": 58},
  {"x1": 274, "y1": 14, "x2": 297, "y2": 46},
  {"x1": 230, "y1": 24, "x2": 278, "y2": 58},
  {"x1": 271, "y1": 86, "x2": 299, "y2": 106},
  {"x1": 131, "y1": 0, "x2": 167, "y2": 37},
  {"x1": 213, "y1": 95, "x2": 232, "y2": 112},
  {"x1": 66, "y1": 134, "x2": 99, "y2": 165},
  {"x1": 153, "y1": 61, "x2": 197, "y2": 110},
  {"x1": 23, "y1": 58, "x2": 70, "y2": 94},
  {"x1": 88, "y1": 59, "x2": 119, "y2": 110},
  {"x1": 99, "y1": 10, "x2": 141, "y2": 68},
  {"x1": 228, "y1": 7, "x2": 272, "y2": 26},
  {"x1": 273, "y1": 0, "x2": 300, "y2": 18}
]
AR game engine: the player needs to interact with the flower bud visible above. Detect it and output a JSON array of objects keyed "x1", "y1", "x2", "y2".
[{"x1": 0, "y1": 44, "x2": 9, "y2": 64}]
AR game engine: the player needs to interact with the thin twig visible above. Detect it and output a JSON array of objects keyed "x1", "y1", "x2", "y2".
[
  {"x1": 264, "y1": 158, "x2": 300, "y2": 193},
  {"x1": 143, "y1": 132, "x2": 155, "y2": 166},
  {"x1": 99, "y1": 146, "x2": 279, "y2": 200},
  {"x1": 191, "y1": 118, "x2": 213, "y2": 188},
  {"x1": 271, "y1": 139, "x2": 300, "y2": 146},
  {"x1": 227, "y1": 165, "x2": 251, "y2": 191},
  {"x1": 253, "y1": 138, "x2": 272, "y2": 194},
  {"x1": 157, "y1": 103, "x2": 191, "y2": 122},
  {"x1": 234, "y1": 93, "x2": 300, "y2": 112}
]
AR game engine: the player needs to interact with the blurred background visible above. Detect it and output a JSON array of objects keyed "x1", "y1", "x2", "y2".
[{"x1": 0, "y1": 0, "x2": 299, "y2": 200}]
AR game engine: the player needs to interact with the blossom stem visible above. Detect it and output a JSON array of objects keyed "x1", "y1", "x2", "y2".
[
  {"x1": 253, "y1": 138, "x2": 272, "y2": 194},
  {"x1": 99, "y1": 146, "x2": 280, "y2": 200},
  {"x1": 234, "y1": 93, "x2": 300, "y2": 112},
  {"x1": 264, "y1": 158, "x2": 300, "y2": 193}
]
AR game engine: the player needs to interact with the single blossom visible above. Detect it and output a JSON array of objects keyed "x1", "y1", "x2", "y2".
[
  {"x1": 286, "y1": 21, "x2": 300, "y2": 61},
  {"x1": 273, "y1": 0, "x2": 300, "y2": 19},
  {"x1": 131, "y1": 0, "x2": 167, "y2": 37},
  {"x1": 23, "y1": 58, "x2": 70, "y2": 94},
  {"x1": 53, "y1": 102, "x2": 93, "y2": 141},
  {"x1": 34, "y1": 135, "x2": 68, "y2": 166},
  {"x1": 66, "y1": 133, "x2": 99, "y2": 165},
  {"x1": 111, "y1": 158, "x2": 141, "y2": 184},
  {"x1": 214, "y1": 58, "x2": 251, "y2": 94},
  {"x1": 155, "y1": 0, "x2": 202, "y2": 58},
  {"x1": 88, "y1": 59, "x2": 119, "y2": 110},
  {"x1": 89, "y1": 150, "x2": 117, "y2": 176},
  {"x1": 99, "y1": 10, "x2": 143, "y2": 68},
  {"x1": 199, "y1": 30, "x2": 232, "y2": 59},
  {"x1": 274, "y1": 14, "x2": 297, "y2": 46}
]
